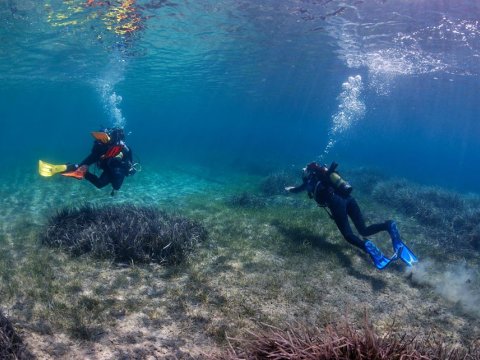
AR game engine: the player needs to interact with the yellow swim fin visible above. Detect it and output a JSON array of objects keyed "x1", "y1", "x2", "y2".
[{"x1": 38, "y1": 160, "x2": 68, "y2": 177}]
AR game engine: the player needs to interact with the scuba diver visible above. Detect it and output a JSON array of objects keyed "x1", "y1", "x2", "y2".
[
  {"x1": 39, "y1": 127, "x2": 137, "y2": 196},
  {"x1": 285, "y1": 161, "x2": 417, "y2": 269}
]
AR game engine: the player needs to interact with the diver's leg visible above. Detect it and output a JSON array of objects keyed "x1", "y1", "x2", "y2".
[
  {"x1": 348, "y1": 197, "x2": 388, "y2": 237},
  {"x1": 84, "y1": 171, "x2": 110, "y2": 189},
  {"x1": 331, "y1": 197, "x2": 390, "y2": 268},
  {"x1": 110, "y1": 170, "x2": 125, "y2": 191},
  {"x1": 329, "y1": 195, "x2": 365, "y2": 250}
]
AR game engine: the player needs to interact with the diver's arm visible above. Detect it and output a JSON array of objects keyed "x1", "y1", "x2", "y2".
[
  {"x1": 120, "y1": 143, "x2": 133, "y2": 167},
  {"x1": 285, "y1": 180, "x2": 307, "y2": 193},
  {"x1": 79, "y1": 154, "x2": 97, "y2": 166},
  {"x1": 122, "y1": 144, "x2": 136, "y2": 175},
  {"x1": 79, "y1": 143, "x2": 103, "y2": 166},
  {"x1": 124, "y1": 144, "x2": 133, "y2": 163}
]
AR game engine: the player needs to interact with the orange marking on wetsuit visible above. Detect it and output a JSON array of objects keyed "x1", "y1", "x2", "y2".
[{"x1": 103, "y1": 145, "x2": 123, "y2": 159}]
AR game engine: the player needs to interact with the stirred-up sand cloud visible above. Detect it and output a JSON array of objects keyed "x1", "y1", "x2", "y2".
[{"x1": 408, "y1": 259, "x2": 480, "y2": 316}]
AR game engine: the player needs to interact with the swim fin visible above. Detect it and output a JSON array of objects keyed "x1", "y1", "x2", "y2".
[
  {"x1": 91, "y1": 131, "x2": 111, "y2": 144},
  {"x1": 396, "y1": 244, "x2": 418, "y2": 267},
  {"x1": 387, "y1": 221, "x2": 418, "y2": 267},
  {"x1": 61, "y1": 165, "x2": 88, "y2": 180},
  {"x1": 38, "y1": 160, "x2": 68, "y2": 177},
  {"x1": 365, "y1": 240, "x2": 395, "y2": 270}
]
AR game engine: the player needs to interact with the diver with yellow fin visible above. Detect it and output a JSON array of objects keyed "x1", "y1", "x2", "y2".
[
  {"x1": 285, "y1": 161, "x2": 418, "y2": 269},
  {"x1": 39, "y1": 127, "x2": 137, "y2": 196},
  {"x1": 38, "y1": 161, "x2": 68, "y2": 177}
]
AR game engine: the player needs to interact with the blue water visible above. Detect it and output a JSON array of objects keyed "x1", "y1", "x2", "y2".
[{"x1": 1, "y1": 0, "x2": 479, "y2": 192}]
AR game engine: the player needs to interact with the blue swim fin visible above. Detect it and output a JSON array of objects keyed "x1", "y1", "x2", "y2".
[
  {"x1": 365, "y1": 240, "x2": 395, "y2": 270},
  {"x1": 387, "y1": 221, "x2": 418, "y2": 267},
  {"x1": 397, "y1": 245, "x2": 418, "y2": 267}
]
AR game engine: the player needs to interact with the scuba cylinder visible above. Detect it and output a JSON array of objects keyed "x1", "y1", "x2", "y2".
[
  {"x1": 327, "y1": 162, "x2": 353, "y2": 197},
  {"x1": 303, "y1": 161, "x2": 353, "y2": 197}
]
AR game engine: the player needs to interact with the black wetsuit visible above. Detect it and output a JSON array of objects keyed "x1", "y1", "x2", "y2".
[
  {"x1": 290, "y1": 173, "x2": 389, "y2": 251},
  {"x1": 80, "y1": 140, "x2": 133, "y2": 191}
]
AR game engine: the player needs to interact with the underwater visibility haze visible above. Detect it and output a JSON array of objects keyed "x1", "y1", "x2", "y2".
[
  {"x1": 1, "y1": 0, "x2": 480, "y2": 358},
  {"x1": 1, "y1": 0, "x2": 479, "y2": 189}
]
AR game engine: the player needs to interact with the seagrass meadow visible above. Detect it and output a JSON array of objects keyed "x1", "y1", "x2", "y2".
[
  {"x1": 0, "y1": 163, "x2": 479, "y2": 359},
  {"x1": 2, "y1": 0, "x2": 480, "y2": 358}
]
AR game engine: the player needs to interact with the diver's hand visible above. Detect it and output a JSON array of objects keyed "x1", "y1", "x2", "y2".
[{"x1": 284, "y1": 186, "x2": 295, "y2": 192}]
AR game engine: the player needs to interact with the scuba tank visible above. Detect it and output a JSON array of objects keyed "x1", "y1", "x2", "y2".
[
  {"x1": 304, "y1": 161, "x2": 353, "y2": 198},
  {"x1": 326, "y1": 162, "x2": 353, "y2": 197}
]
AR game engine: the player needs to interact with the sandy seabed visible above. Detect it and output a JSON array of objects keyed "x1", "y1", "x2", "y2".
[{"x1": 0, "y1": 164, "x2": 479, "y2": 359}]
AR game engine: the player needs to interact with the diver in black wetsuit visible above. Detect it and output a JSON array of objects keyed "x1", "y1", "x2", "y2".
[
  {"x1": 285, "y1": 161, "x2": 392, "y2": 267},
  {"x1": 63, "y1": 127, "x2": 136, "y2": 195}
]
